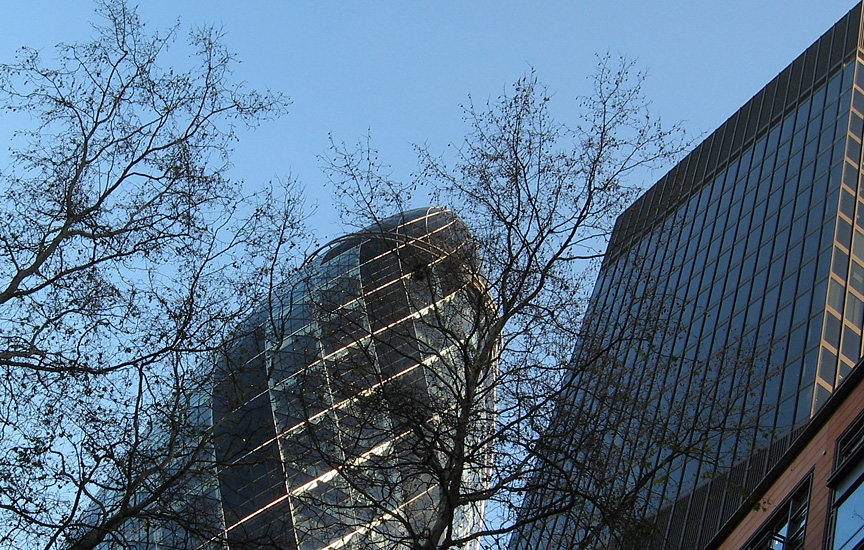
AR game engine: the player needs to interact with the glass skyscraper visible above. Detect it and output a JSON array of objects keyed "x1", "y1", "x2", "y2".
[
  {"x1": 513, "y1": 3, "x2": 864, "y2": 549},
  {"x1": 83, "y1": 207, "x2": 494, "y2": 550}
]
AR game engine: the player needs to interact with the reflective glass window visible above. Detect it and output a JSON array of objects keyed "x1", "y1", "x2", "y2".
[
  {"x1": 853, "y1": 232, "x2": 864, "y2": 261},
  {"x1": 830, "y1": 417, "x2": 864, "y2": 550},
  {"x1": 796, "y1": 260, "x2": 817, "y2": 297},
  {"x1": 810, "y1": 86, "x2": 826, "y2": 116},
  {"x1": 792, "y1": 128, "x2": 807, "y2": 154},
  {"x1": 834, "y1": 249, "x2": 851, "y2": 280},
  {"x1": 852, "y1": 112, "x2": 864, "y2": 141},
  {"x1": 833, "y1": 473, "x2": 864, "y2": 550},
  {"x1": 808, "y1": 116, "x2": 823, "y2": 140},
  {"x1": 841, "y1": 190, "x2": 856, "y2": 219},
  {"x1": 780, "y1": 273, "x2": 798, "y2": 306},
  {"x1": 838, "y1": 218, "x2": 854, "y2": 250},
  {"x1": 850, "y1": 260, "x2": 864, "y2": 295},
  {"x1": 826, "y1": 311, "x2": 843, "y2": 349},
  {"x1": 822, "y1": 124, "x2": 838, "y2": 152},
  {"x1": 790, "y1": 215, "x2": 808, "y2": 246},
  {"x1": 773, "y1": 219, "x2": 791, "y2": 252},
  {"x1": 796, "y1": 98, "x2": 812, "y2": 130},
  {"x1": 847, "y1": 139, "x2": 862, "y2": 165},
  {"x1": 767, "y1": 124, "x2": 782, "y2": 153},
  {"x1": 778, "y1": 201, "x2": 795, "y2": 231},
  {"x1": 853, "y1": 90, "x2": 864, "y2": 116},
  {"x1": 855, "y1": 62, "x2": 864, "y2": 91},
  {"x1": 847, "y1": 293, "x2": 864, "y2": 330},
  {"x1": 744, "y1": 476, "x2": 810, "y2": 550},
  {"x1": 841, "y1": 327, "x2": 861, "y2": 363},
  {"x1": 829, "y1": 279, "x2": 847, "y2": 313},
  {"x1": 829, "y1": 71, "x2": 845, "y2": 102},
  {"x1": 803, "y1": 231, "x2": 821, "y2": 263},
  {"x1": 842, "y1": 62, "x2": 856, "y2": 91}
]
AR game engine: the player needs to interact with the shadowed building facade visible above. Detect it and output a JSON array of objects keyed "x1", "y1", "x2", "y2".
[{"x1": 512, "y1": 3, "x2": 864, "y2": 549}]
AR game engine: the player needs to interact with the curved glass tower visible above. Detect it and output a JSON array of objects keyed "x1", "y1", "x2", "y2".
[{"x1": 209, "y1": 207, "x2": 494, "y2": 549}]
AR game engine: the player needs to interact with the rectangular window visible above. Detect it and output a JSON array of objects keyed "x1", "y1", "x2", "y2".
[
  {"x1": 828, "y1": 414, "x2": 864, "y2": 550},
  {"x1": 847, "y1": 293, "x2": 864, "y2": 330},
  {"x1": 743, "y1": 475, "x2": 810, "y2": 550}
]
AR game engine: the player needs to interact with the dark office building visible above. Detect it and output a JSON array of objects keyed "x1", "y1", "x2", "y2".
[
  {"x1": 93, "y1": 207, "x2": 494, "y2": 550},
  {"x1": 512, "y1": 3, "x2": 864, "y2": 549}
]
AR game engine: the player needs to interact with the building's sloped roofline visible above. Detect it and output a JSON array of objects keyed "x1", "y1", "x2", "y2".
[{"x1": 606, "y1": 2, "x2": 863, "y2": 265}]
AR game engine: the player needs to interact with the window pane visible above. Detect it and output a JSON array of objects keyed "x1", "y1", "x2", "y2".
[{"x1": 834, "y1": 484, "x2": 864, "y2": 550}]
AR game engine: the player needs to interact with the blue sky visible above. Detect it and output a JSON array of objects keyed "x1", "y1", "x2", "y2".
[{"x1": 0, "y1": 1, "x2": 858, "y2": 241}]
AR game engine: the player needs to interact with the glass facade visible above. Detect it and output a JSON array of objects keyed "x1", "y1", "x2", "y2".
[
  {"x1": 88, "y1": 207, "x2": 494, "y2": 550},
  {"x1": 514, "y1": 3, "x2": 864, "y2": 549},
  {"x1": 212, "y1": 207, "x2": 493, "y2": 550}
]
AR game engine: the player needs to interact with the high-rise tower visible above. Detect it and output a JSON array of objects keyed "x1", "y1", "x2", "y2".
[
  {"x1": 82, "y1": 207, "x2": 495, "y2": 550},
  {"x1": 215, "y1": 207, "x2": 494, "y2": 550},
  {"x1": 513, "y1": 3, "x2": 864, "y2": 549}
]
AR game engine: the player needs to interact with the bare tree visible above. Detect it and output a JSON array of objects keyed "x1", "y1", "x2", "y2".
[
  {"x1": 0, "y1": 1, "x2": 303, "y2": 548},
  {"x1": 310, "y1": 66, "x2": 761, "y2": 550},
  {"x1": 0, "y1": 6, "x2": 763, "y2": 547}
]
